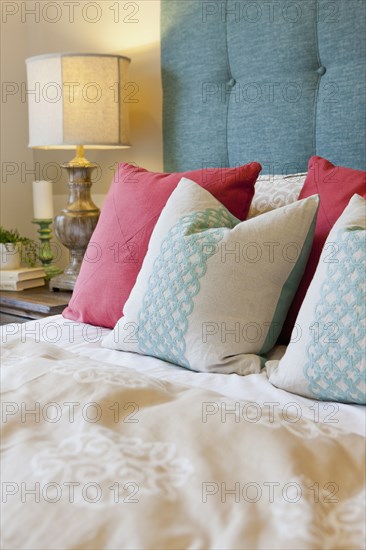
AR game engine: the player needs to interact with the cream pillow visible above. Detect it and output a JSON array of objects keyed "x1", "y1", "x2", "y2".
[
  {"x1": 103, "y1": 178, "x2": 319, "y2": 375},
  {"x1": 248, "y1": 173, "x2": 306, "y2": 218},
  {"x1": 268, "y1": 194, "x2": 366, "y2": 404}
]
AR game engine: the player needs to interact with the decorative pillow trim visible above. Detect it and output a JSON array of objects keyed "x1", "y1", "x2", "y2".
[{"x1": 136, "y1": 207, "x2": 239, "y2": 367}]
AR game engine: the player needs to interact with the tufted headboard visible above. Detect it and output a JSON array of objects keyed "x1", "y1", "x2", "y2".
[{"x1": 161, "y1": 0, "x2": 366, "y2": 174}]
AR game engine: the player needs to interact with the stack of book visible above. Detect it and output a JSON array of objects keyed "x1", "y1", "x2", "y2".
[{"x1": 0, "y1": 267, "x2": 46, "y2": 291}]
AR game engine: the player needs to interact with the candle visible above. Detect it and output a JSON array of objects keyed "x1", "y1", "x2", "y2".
[{"x1": 32, "y1": 180, "x2": 54, "y2": 219}]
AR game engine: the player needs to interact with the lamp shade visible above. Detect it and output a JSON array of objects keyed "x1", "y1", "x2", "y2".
[{"x1": 26, "y1": 53, "x2": 131, "y2": 149}]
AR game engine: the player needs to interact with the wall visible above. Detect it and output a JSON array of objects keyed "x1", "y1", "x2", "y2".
[
  {"x1": 1, "y1": 9, "x2": 35, "y2": 239},
  {"x1": 1, "y1": 0, "x2": 162, "y2": 268}
]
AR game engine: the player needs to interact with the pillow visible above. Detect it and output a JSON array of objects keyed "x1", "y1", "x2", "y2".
[
  {"x1": 267, "y1": 194, "x2": 366, "y2": 404},
  {"x1": 247, "y1": 173, "x2": 306, "y2": 219},
  {"x1": 102, "y1": 178, "x2": 319, "y2": 375},
  {"x1": 280, "y1": 157, "x2": 366, "y2": 343},
  {"x1": 63, "y1": 161, "x2": 261, "y2": 328}
]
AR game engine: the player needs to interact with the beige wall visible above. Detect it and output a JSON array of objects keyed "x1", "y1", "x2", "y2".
[
  {"x1": 1, "y1": 0, "x2": 162, "y2": 268},
  {"x1": 1, "y1": 11, "x2": 35, "y2": 239}
]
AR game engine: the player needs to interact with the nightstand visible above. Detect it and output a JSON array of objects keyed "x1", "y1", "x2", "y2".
[{"x1": 0, "y1": 286, "x2": 71, "y2": 325}]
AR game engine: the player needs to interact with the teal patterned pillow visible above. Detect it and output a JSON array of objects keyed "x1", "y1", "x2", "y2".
[
  {"x1": 268, "y1": 194, "x2": 366, "y2": 404},
  {"x1": 136, "y1": 208, "x2": 236, "y2": 368},
  {"x1": 103, "y1": 178, "x2": 319, "y2": 375}
]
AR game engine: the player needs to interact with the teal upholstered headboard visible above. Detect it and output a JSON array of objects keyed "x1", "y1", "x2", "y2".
[{"x1": 161, "y1": 0, "x2": 366, "y2": 174}]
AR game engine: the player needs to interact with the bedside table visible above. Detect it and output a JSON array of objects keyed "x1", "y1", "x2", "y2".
[{"x1": 0, "y1": 286, "x2": 72, "y2": 325}]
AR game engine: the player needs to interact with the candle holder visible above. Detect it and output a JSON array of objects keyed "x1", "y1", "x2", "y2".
[{"x1": 32, "y1": 219, "x2": 62, "y2": 281}]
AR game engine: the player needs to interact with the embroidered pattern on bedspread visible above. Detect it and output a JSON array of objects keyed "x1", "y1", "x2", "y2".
[
  {"x1": 1, "y1": 338, "x2": 365, "y2": 549},
  {"x1": 31, "y1": 428, "x2": 194, "y2": 507},
  {"x1": 51, "y1": 361, "x2": 169, "y2": 391}
]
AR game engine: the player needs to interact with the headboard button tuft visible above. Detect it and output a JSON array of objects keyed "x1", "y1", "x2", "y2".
[
  {"x1": 317, "y1": 66, "x2": 327, "y2": 76},
  {"x1": 228, "y1": 78, "x2": 236, "y2": 87}
]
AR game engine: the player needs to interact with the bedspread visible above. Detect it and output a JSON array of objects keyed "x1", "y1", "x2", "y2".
[{"x1": 1, "y1": 338, "x2": 365, "y2": 550}]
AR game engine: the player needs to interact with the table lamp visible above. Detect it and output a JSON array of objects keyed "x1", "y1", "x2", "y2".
[{"x1": 26, "y1": 53, "x2": 131, "y2": 290}]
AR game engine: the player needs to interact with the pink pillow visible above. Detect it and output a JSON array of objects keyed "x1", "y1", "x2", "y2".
[
  {"x1": 280, "y1": 156, "x2": 366, "y2": 343},
  {"x1": 63, "y1": 162, "x2": 262, "y2": 328}
]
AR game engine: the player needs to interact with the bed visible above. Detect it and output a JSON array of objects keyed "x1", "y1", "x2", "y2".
[{"x1": 1, "y1": 1, "x2": 365, "y2": 549}]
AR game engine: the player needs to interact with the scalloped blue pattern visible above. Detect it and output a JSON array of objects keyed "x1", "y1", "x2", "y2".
[
  {"x1": 137, "y1": 208, "x2": 239, "y2": 367},
  {"x1": 304, "y1": 229, "x2": 366, "y2": 403}
]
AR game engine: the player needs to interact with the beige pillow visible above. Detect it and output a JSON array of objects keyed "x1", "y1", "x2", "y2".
[
  {"x1": 267, "y1": 194, "x2": 366, "y2": 404},
  {"x1": 103, "y1": 178, "x2": 319, "y2": 375},
  {"x1": 248, "y1": 173, "x2": 307, "y2": 218}
]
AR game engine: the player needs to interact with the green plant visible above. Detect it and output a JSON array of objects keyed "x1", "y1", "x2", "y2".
[
  {"x1": 0, "y1": 226, "x2": 37, "y2": 267},
  {"x1": 0, "y1": 226, "x2": 33, "y2": 246}
]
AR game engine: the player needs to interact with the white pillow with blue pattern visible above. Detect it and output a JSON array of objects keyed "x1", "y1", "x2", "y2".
[
  {"x1": 103, "y1": 178, "x2": 319, "y2": 375},
  {"x1": 267, "y1": 194, "x2": 365, "y2": 404}
]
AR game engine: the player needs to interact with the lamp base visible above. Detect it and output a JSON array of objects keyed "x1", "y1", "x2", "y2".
[
  {"x1": 52, "y1": 159, "x2": 100, "y2": 291},
  {"x1": 49, "y1": 272, "x2": 78, "y2": 292}
]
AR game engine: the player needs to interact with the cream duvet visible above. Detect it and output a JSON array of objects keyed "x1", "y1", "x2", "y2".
[{"x1": 1, "y1": 333, "x2": 365, "y2": 550}]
